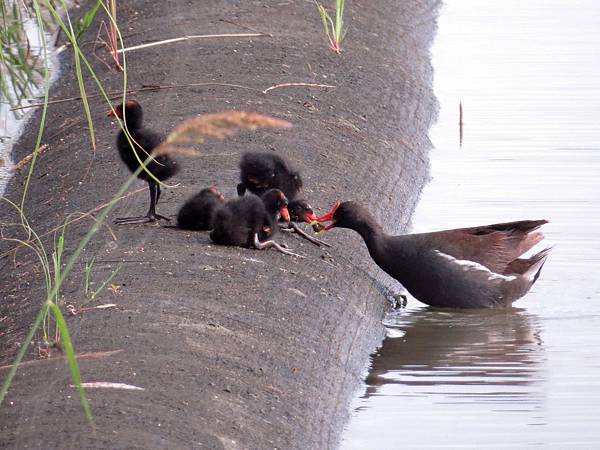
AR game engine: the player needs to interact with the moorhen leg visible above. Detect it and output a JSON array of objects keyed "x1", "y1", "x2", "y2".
[
  {"x1": 115, "y1": 181, "x2": 170, "y2": 224},
  {"x1": 281, "y1": 222, "x2": 331, "y2": 247},
  {"x1": 253, "y1": 234, "x2": 303, "y2": 258}
]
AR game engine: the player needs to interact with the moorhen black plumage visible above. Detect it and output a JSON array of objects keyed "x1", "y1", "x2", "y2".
[
  {"x1": 285, "y1": 199, "x2": 331, "y2": 247},
  {"x1": 210, "y1": 188, "x2": 300, "y2": 257},
  {"x1": 107, "y1": 99, "x2": 179, "y2": 224},
  {"x1": 236, "y1": 152, "x2": 302, "y2": 200},
  {"x1": 316, "y1": 201, "x2": 551, "y2": 309},
  {"x1": 176, "y1": 187, "x2": 225, "y2": 230}
]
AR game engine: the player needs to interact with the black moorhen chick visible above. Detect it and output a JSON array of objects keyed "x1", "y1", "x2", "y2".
[
  {"x1": 176, "y1": 187, "x2": 225, "y2": 230},
  {"x1": 316, "y1": 201, "x2": 551, "y2": 309},
  {"x1": 107, "y1": 99, "x2": 179, "y2": 224},
  {"x1": 210, "y1": 189, "x2": 301, "y2": 257},
  {"x1": 285, "y1": 199, "x2": 331, "y2": 247},
  {"x1": 236, "y1": 152, "x2": 302, "y2": 200}
]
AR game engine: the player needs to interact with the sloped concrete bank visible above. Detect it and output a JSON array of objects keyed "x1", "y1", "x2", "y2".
[{"x1": 0, "y1": 0, "x2": 438, "y2": 448}]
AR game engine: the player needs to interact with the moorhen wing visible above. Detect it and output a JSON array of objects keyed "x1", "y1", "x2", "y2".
[{"x1": 316, "y1": 201, "x2": 550, "y2": 308}]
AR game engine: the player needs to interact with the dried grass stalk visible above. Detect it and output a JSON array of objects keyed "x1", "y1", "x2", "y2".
[
  {"x1": 13, "y1": 144, "x2": 49, "y2": 171},
  {"x1": 153, "y1": 111, "x2": 291, "y2": 157}
]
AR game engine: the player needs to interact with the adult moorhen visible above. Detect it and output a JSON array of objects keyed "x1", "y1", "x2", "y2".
[
  {"x1": 316, "y1": 201, "x2": 551, "y2": 308},
  {"x1": 236, "y1": 152, "x2": 302, "y2": 200},
  {"x1": 176, "y1": 187, "x2": 225, "y2": 230},
  {"x1": 210, "y1": 189, "x2": 301, "y2": 257},
  {"x1": 285, "y1": 199, "x2": 331, "y2": 247},
  {"x1": 107, "y1": 99, "x2": 179, "y2": 224}
]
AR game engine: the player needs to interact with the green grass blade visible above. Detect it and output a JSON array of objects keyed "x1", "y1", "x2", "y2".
[
  {"x1": 84, "y1": 257, "x2": 95, "y2": 295},
  {"x1": 50, "y1": 302, "x2": 95, "y2": 428},
  {"x1": 90, "y1": 263, "x2": 122, "y2": 301},
  {"x1": 56, "y1": 0, "x2": 96, "y2": 151},
  {"x1": 75, "y1": 0, "x2": 102, "y2": 41},
  {"x1": 0, "y1": 304, "x2": 48, "y2": 407},
  {"x1": 335, "y1": 0, "x2": 345, "y2": 43},
  {"x1": 43, "y1": 1, "x2": 162, "y2": 186},
  {"x1": 20, "y1": 0, "x2": 52, "y2": 215}
]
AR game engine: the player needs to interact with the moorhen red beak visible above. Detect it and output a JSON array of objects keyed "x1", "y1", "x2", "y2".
[
  {"x1": 279, "y1": 206, "x2": 290, "y2": 223},
  {"x1": 314, "y1": 202, "x2": 340, "y2": 231},
  {"x1": 106, "y1": 103, "x2": 124, "y2": 118},
  {"x1": 284, "y1": 199, "x2": 332, "y2": 248},
  {"x1": 304, "y1": 211, "x2": 318, "y2": 223}
]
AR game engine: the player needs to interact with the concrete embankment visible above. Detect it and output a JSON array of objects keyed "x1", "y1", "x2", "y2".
[{"x1": 0, "y1": 0, "x2": 438, "y2": 448}]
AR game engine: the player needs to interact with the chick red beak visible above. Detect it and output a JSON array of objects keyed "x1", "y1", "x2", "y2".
[
  {"x1": 303, "y1": 211, "x2": 318, "y2": 223},
  {"x1": 218, "y1": 194, "x2": 225, "y2": 201},
  {"x1": 106, "y1": 108, "x2": 119, "y2": 118},
  {"x1": 279, "y1": 206, "x2": 290, "y2": 223}
]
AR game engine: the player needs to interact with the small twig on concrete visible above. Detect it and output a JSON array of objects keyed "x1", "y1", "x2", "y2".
[
  {"x1": 116, "y1": 33, "x2": 268, "y2": 54},
  {"x1": 0, "y1": 349, "x2": 123, "y2": 371},
  {"x1": 66, "y1": 303, "x2": 118, "y2": 316},
  {"x1": 92, "y1": 20, "x2": 119, "y2": 72},
  {"x1": 262, "y1": 82, "x2": 336, "y2": 94},
  {"x1": 12, "y1": 144, "x2": 49, "y2": 171},
  {"x1": 219, "y1": 18, "x2": 274, "y2": 37},
  {"x1": 10, "y1": 81, "x2": 335, "y2": 113},
  {"x1": 73, "y1": 382, "x2": 145, "y2": 391},
  {"x1": 10, "y1": 82, "x2": 259, "y2": 112}
]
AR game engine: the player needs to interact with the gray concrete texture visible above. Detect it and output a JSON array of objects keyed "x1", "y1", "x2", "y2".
[{"x1": 0, "y1": 0, "x2": 438, "y2": 448}]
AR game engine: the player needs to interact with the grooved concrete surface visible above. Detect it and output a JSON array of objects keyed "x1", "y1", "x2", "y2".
[{"x1": 0, "y1": 1, "x2": 438, "y2": 448}]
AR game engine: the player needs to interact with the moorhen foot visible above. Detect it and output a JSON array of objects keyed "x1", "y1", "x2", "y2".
[
  {"x1": 284, "y1": 199, "x2": 331, "y2": 247},
  {"x1": 210, "y1": 189, "x2": 302, "y2": 257},
  {"x1": 316, "y1": 201, "x2": 551, "y2": 309},
  {"x1": 176, "y1": 187, "x2": 225, "y2": 230},
  {"x1": 237, "y1": 152, "x2": 302, "y2": 201},
  {"x1": 107, "y1": 99, "x2": 179, "y2": 224}
]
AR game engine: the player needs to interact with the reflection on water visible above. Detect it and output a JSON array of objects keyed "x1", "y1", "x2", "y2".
[
  {"x1": 345, "y1": 308, "x2": 544, "y2": 449},
  {"x1": 342, "y1": 0, "x2": 600, "y2": 448},
  {"x1": 366, "y1": 309, "x2": 541, "y2": 396}
]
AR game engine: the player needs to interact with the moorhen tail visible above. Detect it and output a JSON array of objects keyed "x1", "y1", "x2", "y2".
[
  {"x1": 210, "y1": 189, "x2": 301, "y2": 257},
  {"x1": 237, "y1": 152, "x2": 303, "y2": 200},
  {"x1": 316, "y1": 201, "x2": 551, "y2": 309},
  {"x1": 285, "y1": 199, "x2": 331, "y2": 247},
  {"x1": 176, "y1": 187, "x2": 225, "y2": 230},
  {"x1": 107, "y1": 99, "x2": 179, "y2": 224}
]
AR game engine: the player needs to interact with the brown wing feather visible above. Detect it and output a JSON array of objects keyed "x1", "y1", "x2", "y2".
[{"x1": 425, "y1": 220, "x2": 548, "y2": 273}]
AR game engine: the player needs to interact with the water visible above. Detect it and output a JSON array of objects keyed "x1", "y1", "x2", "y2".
[
  {"x1": 342, "y1": 1, "x2": 600, "y2": 448},
  {"x1": 0, "y1": 9, "x2": 60, "y2": 195}
]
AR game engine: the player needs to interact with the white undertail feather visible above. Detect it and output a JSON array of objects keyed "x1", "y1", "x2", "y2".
[
  {"x1": 434, "y1": 251, "x2": 517, "y2": 282},
  {"x1": 524, "y1": 248, "x2": 552, "y2": 282}
]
